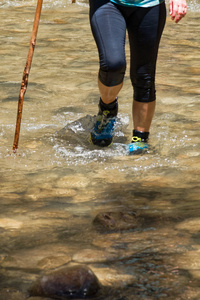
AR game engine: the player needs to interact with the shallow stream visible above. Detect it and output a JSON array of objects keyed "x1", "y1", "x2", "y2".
[{"x1": 0, "y1": 0, "x2": 200, "y2": 299}]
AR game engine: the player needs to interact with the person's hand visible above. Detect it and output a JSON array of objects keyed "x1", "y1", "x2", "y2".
[{"x1": 169, "y1": 0, "x2": 187, "y2": 23}]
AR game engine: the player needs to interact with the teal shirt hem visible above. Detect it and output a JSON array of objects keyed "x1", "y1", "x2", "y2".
[{"x1": 110, "y1": 0, "x2": 164, "y2": 8}]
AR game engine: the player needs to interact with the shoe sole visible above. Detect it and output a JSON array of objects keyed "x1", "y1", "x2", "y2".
[{"x1": 90, "y1": 134, "x2": 113, "y2": 147}]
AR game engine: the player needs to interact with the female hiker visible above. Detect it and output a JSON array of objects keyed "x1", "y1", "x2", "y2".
[{"x1": 89, "y1": 0, "x2": 187, "y2": 153}]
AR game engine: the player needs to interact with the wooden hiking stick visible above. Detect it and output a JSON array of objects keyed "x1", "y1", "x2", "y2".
[{"x1": 13, "y1": 0, "x2": 43, "y2": 152}]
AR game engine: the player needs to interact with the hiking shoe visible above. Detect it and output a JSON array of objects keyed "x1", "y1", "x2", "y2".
[
  {"x1": 90, "y1": 99, "x2": 118, "y2": 147},
  {"x1": 127, "y1": 130, "x2": 149, "y2": 155}
]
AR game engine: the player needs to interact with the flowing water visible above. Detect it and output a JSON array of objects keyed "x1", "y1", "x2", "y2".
[{"x1": 0, "y1": 0, "x2": 200, "y2": 299}]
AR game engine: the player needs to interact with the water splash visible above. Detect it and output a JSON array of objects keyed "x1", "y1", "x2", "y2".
[{"x1": 51, "y1": 114, "x2": 129, "y2": 165}]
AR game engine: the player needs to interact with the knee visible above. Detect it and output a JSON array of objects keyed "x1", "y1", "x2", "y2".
[
  {"x1": 104, "y1": 56, "x2": 126, "y2": 73},
  {"x1": 132, "y1": 74, "x2": 156, "y2": 103},
  {"x1": 99, "y1": 56, "x2": 126, "y2": 87}
]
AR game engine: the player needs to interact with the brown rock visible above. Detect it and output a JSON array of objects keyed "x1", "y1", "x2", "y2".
[
  {"x1": 93, "y1": 211, "x2": 140, "y2": 232},
  {"x1": 29, "y1": 265, "x2": 101, "y2": 298}
]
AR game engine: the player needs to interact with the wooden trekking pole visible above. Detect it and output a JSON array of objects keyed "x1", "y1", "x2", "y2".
[{"x1": 13, "y1": 0, "x2": 43, "y2": 152}]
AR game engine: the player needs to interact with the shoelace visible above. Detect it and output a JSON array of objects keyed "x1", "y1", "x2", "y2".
[{"x1": 97, "y1": 110, "x2": 111, "y2": 132}]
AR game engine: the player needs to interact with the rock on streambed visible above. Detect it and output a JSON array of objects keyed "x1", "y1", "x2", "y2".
[
  {"x1": 29, "y1": 265, "x2": 101, "y2": 299},
  {"x1": 93, "y1": 211, "x2": 141, "y2": 232}
]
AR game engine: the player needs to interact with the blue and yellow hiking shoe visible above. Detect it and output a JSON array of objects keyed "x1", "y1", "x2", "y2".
[
  {"x1": 90, "y1": 98, "x2": 118, "y2": 147},
  {"x1": 127, "y1": 130, "x2": 149, "y2": 155}
]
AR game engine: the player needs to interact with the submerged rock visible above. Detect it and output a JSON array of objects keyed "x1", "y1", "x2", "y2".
[
  {"x1": 93, "y1": 211, "x2": 140, "y2": 232},
  {"x1": 29, "y1": 265, "x2": 101, "y2": 299},
  {"x1": 0, "y1": 288, "x2": 26, "y2": 300},
  {"x1": 72, "y1": 248, "x2": 118, "y2": 263}
]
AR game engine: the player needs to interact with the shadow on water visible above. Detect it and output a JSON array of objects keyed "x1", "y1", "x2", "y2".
[
  {"x1": 0, "y1": 112, "x2": 200, "y2": 299},
  {"x1": 1, "y1": 180, "x2": 200, "y2": 299}
]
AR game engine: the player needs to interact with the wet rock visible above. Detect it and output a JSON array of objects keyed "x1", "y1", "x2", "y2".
[
  {"x1": 175, "y1": 246, "x2": 200, "y2": 270},
  {"x1": 176, "y1": 218, "x2": 200, "y2": 233},
  {"x1": 28, "y1": 298, "x2": 53, "y2": 300},
  {"x1": 93, "y1": 211, "x2": 140, "y2": 232},
  {"x1": 53, "y1": 19, "x2": 68, "y2": 24},
  {"x1": 1, "y1": 244, "x2": 71, "y2": 271},
  {"x1": 0, "y1": 288, "x2": 26, "y2": 300},
  {"x1": 72, "y1": 248, "x2": 118, "y2": 263},
  {"x1": 0, "y1": 218, "x2": 23, "y2": 229},
  {"x1": 90, "y1": 266, "x2": 135, "y2": 287},
  {"x1": 56, "y1": 175, "x2": 90, "y2": 189},
  {"x1": 26, "y1": 187, "x2": 77, "y2": 201},
  {"x1": 37, "y1": 256, "x2": 71, "y2": 270},
  {"x1": 24, "y1": 140, "x2": 42, "y2": 149},
  {"x1": 29, "y1": 265, "x2": 101, "y2": 299}
]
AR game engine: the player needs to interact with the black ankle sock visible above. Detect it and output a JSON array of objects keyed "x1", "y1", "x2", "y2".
[
  {"x1": 133, "y1": 130, "x2": 149, "y2": 142},
  {"x1": 99, "y1": 98, "x2": 118, "y2": 117},
  {"x1": 99, "y1": 97, "x2": 118, "y2": 111}
]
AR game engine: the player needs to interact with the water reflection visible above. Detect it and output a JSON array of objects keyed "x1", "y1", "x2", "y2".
[{"x1": 0, "y1": 0, "x2": 200, "y2": 299}]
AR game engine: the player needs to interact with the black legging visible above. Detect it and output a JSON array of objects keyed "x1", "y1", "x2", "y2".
[{"x1": 89, "y1": 0, "x2": 166, "y2": 102}]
